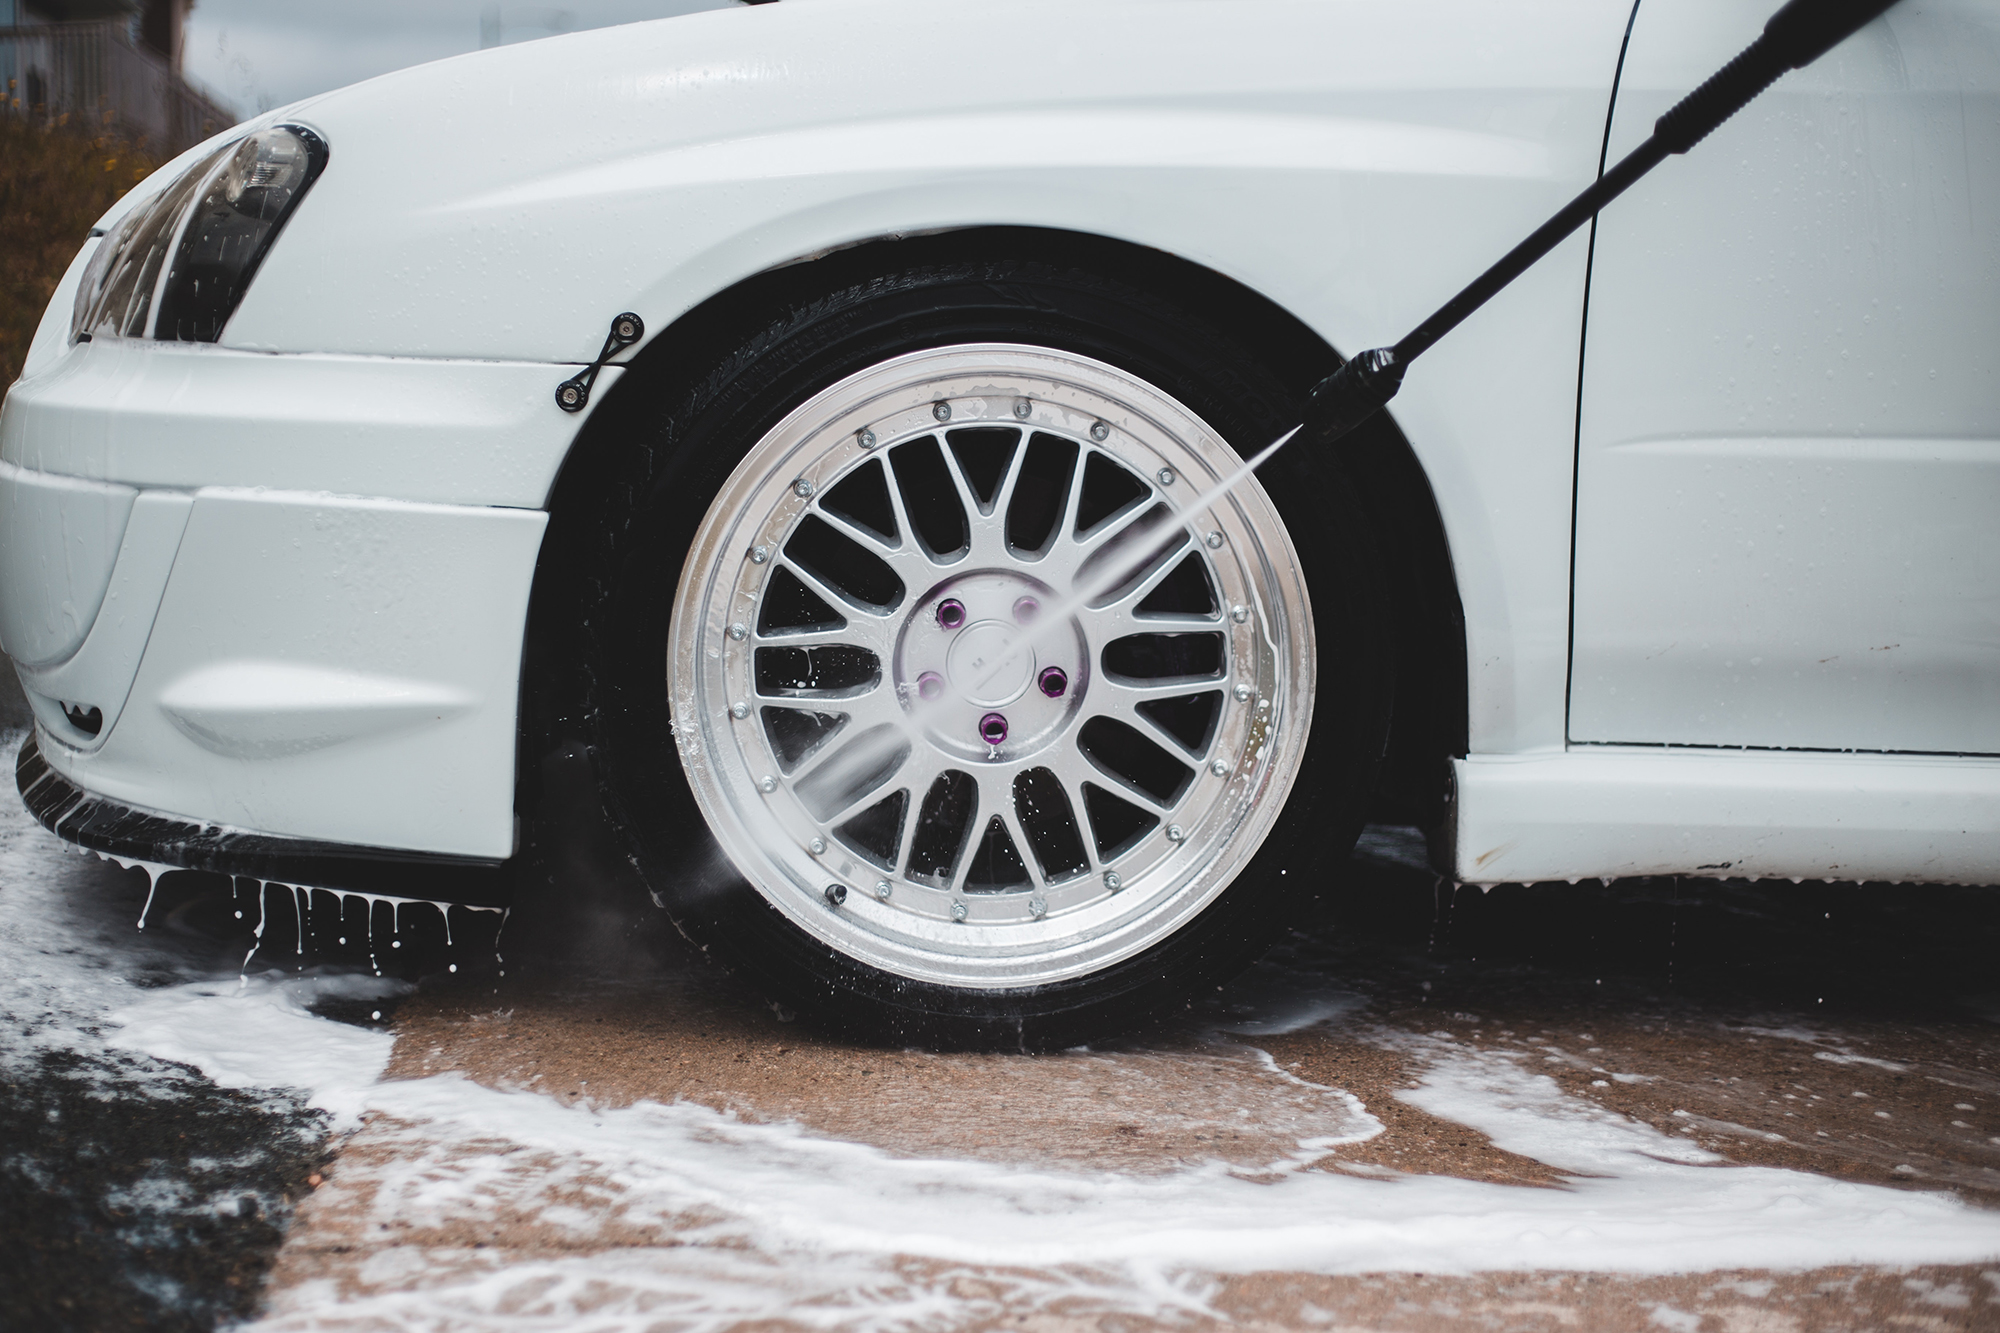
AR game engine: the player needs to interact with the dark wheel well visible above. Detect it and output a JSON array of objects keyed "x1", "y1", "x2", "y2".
[{"x1": 520, "y1": 227, "x2": 1464, "y2": 848}]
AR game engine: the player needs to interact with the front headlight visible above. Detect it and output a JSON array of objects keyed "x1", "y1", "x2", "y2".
[{"x1": 72, "y1": 124, "x2": 329, "y2": 345}]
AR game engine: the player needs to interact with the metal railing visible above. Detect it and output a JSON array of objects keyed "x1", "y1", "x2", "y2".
[{"x1": 1, "y1": 20, "x2": 235, "y2": 155}]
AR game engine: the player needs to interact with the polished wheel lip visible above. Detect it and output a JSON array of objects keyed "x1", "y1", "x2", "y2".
[{"x1": 667, "y1": 344, "x2": 1314, "y2": 990}]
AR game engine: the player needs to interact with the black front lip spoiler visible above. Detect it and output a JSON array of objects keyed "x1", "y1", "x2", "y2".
[{"x1": 16, "y1": 734, "x2": 513, "y2": 907}]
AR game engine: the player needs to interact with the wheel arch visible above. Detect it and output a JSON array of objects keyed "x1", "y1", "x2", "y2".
[{"x1": 520, "y1": 226, "x2": 1465, "y2": 842}]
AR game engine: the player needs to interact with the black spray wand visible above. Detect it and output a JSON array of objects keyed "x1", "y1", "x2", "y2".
[{"x1": 1299, "y1": 0, "x2": 1902, "y2": 448}]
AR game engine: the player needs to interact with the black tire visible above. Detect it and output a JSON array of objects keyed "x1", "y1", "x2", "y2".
[{"x1": 534, "y1": 238, "x2": 1392, "y2": 1049}]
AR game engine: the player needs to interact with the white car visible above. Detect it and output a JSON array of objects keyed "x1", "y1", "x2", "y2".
[{"x1": 2, "y1": 0, "x2": 1993, "y2": 1043}]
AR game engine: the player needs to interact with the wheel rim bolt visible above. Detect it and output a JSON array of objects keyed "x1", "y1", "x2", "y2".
[
  {"x1": 1037, "y1": 666, "x2": 1068, "y2": 698},
  {"x1": 936, "y1": 599, "x2": 967, "y2": 629},
  {"x1": 809, "y1": 837, "x2": 827, "y2": 855},
  {"x1": 1234, "y1": 682, "x2": 1253, "y2": 701},
  {"x1": 933, "y1": 402, "x2": 952, "y2": 422},
  {"x1": 1103, "y1": 870, "x2": 1123, "y2": 892},
  {"x1": 858, "y1": 428, "x2": 878, "y2": 449},
  {"x1": 1013, "y1": 398, "x2": 1032, "y2": 419},
  {"x1": 1211, "y1": 758, "x2": 1229, "y2": 776},
  {"x1": 1167, "y1": 824, "x2": 1187, "y2": 842},
  {"x1": 793, "y1": 478, "x2": 814, "y2": 498},
  {"x1": 951, "y1": 900, "x2": 968, "y2": 921},
  {"x1": 1028, "y1": 895, "x2": 1047, "y2": 918},
  {"x1": 730, "y1": 702, "x2": 750, "y2": 719},
  {"x1": 728, "y1": 622, "x2": 748, "y2": 641},
  {"x1": 750, "y1": 545, "x2": 770, "y2": 564},
  {"x1": 1231, "y1": 604, "x2": 1250, "y2": 623},
  {"x1": 759, "y1": 776, "x2": 777, "y2": 793},
  {"x1": 1090, "y1": 421, "x2": 1110, "y2": 442},
  {"x1": 1013, "y1": 596, "x2": 1039, "y2": 624},
  {"x1": 1157, "y1": 468, "x2": 1176, "y2": 486},
  {"x1": 1206, "y1": 531, "x2": 1224, "y2": 549},
  {"x1": 874, "y1": 880, "x2": 893, "y2": 900},
  {"x1": 979, "y1": 712, "x2": 1009, "y2": 745}
]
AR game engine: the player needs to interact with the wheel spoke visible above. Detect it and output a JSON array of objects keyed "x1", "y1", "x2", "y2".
[
  {"x1": 946, "y1": 777, "x2": 990, "y2": 895},
  {"x1": 1082, "y1": 764, "x2": 1176, "y2": 813},
  {"x1": 1043, "y1": 495, "x2": 1175, "y2": 592},
  {"x1": 816, "y1": 753, "x2": 915, "y2": 829},
  {"x1": 812, "y1": 504, "x2": 899, "y2": 558},
  {"x1": 751, "y1": 623, "x2": 858, "y2": 650},
  {"x1": 1056, "y1": 769, "x2": 1107, "y2": 874},
  {"x1": 1055, "y1": 447, "x2": 1091, "y2": 544},
  {"x1": 750, "y1": 644, "x2": 885, "y2": 703},
  {"x1": 1084, "y1": 607, "x2": 1222, "y2": 646},
  {"x1": 1117, "y1": 541, "x2": 1197, "y2": 605},
  {"x1": 940, "y1": 767, "x2": 1027, "y2": 894},
  {"x1": 944, "y1": 437, "x2": 1007, "y2": 565},
  {"x1": 888, "y1": 749, "x2": 946, "y2": 877},
  {"x1": 1087, "y1": 687, "x2": 1214, "y2": 758},
  {"x1": 1092, "y1": 674, "x2": 1229, "y2": 704},
  {"x1": 791, "y1": 709, "x2": 918, "y2": 825},
  {"x1": 878, "y1": 453, "x2": 933, "y2": 570},
  {"x1": 776, "y1": 562, "x2": 897, "y2": 651},
  {"x1": 814, "y1": 502, "x2": 938, "y2": 587},
  {"x1": 996, "y1": 798, "x2": 1047, "y2": 892},
  {"x1": 780, "y1": 683, "x2": 904, "y2": 761},
  {"x1": 987, "y1": 429, "x2": 1035, "y2": 520}
]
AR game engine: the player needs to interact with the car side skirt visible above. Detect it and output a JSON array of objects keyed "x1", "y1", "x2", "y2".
[
  {"x1": 1449, "y1": 748, "x2": 2000, "y2": 888},
  {"x1": 15, "y1": 734, "x2": 512, "y2": 906}
]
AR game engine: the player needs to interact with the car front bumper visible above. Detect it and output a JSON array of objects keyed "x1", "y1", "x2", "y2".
[{"x1": 0, "y1": 336, "x2": 593, "y2": 866}]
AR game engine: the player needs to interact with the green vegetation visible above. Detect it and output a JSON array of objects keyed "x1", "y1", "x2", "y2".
[{"x1": 1, "y1": 114, "x2": 158, "y2": 386}]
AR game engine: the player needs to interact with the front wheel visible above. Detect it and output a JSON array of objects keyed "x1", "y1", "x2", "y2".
[{"x1": 580, "y1": 258, "x2": 1390, "y2": 1047}]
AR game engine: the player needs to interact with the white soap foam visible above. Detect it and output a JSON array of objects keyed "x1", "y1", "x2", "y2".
[
  {"x1": 0, "y1": 730, "x2": 404, "y2": 1125},
  {"x1": 241, "y1": 1044, "x2": 2000, "y2": 1332},
  {"x1": 105, "y1": 971, "x2": 399, "y2": 1124}
]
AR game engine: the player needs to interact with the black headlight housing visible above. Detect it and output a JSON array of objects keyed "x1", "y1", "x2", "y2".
[{"x1": 73, "y1": 124, "x2": 329, "y2": 344}]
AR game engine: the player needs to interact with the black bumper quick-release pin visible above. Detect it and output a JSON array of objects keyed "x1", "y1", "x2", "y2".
[{"x1": 555, "y1": 311, "x2": 644, "y2": 412}]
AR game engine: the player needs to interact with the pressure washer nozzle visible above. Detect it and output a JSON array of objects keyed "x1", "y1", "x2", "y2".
[{"x1": 1300, "y1": 346, "x2": 1405, "y2": 450}]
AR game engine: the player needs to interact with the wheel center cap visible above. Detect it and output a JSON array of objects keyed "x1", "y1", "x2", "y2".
[{"x1": 945, "y1": 620, "x2": 1034, "y2": 707}]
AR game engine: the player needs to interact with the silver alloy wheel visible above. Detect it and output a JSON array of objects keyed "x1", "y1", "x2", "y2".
[{"x1": 668, "y1": 344, "x2": 1314, "y2": 989}]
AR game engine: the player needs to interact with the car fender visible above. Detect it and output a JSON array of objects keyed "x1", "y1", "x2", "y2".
[{"x1": 211, "y1": 0, "x2": 1632, "y2": 756}]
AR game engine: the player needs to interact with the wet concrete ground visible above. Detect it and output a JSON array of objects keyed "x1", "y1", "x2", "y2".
[
  {"x1": 5, "y1": 737, "x2": 2000, "y2": 1328},
  {"x1": 237, "y1": 842, "x2": 2000, "y2": 1331},
  {"x1": 0, "y1": 1044, "x2": 330, "y2": 1331}
]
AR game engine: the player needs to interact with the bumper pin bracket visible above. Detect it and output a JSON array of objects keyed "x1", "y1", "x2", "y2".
[{"x1": 555, "y1": 311, "x2": 645, "y2": 412}]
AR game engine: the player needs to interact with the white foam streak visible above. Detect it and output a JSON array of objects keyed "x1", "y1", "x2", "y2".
[
  {"x1": 243, "y1": 1033, "x2": 2000, "y2": 1331},
  {"x1": 106, "y1": 972, "x2": 400, "y2": 1124}
]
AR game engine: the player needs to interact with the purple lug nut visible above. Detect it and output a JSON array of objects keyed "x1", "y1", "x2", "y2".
[
  {"x1": 916, "y1": 671, "x2": 945, "y2": 701},
  {"x1": 1037, "y1": 666, "x2": 1068, "y2": 698},
  {"x1": 979, "y1": 713, "x2": 1009, "y2": 745},
  {"x1": 936, "y1": 599, "x2": 967, "y2": 629}
]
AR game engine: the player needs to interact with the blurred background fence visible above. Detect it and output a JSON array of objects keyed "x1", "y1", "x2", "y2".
[
  {"x1": 2, "y1": 0, "x2": 234, "y2": 386},
  {"x1": 2, "y1": 1, "x2": 233, "y2": 157}
]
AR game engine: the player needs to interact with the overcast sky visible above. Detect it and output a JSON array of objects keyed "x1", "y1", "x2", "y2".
[{"x1": 183, "y1": 0, "x2": 739, "y2": 117}]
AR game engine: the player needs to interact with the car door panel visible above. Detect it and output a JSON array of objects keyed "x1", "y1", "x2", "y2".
[{"x1": 1571, "y1": 0, "x2": 2000, "y2": 754}]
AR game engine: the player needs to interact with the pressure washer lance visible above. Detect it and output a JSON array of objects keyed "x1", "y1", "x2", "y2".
[{"x1": 1298, "y1": 0, "x2": 1903, "y2": 450}]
